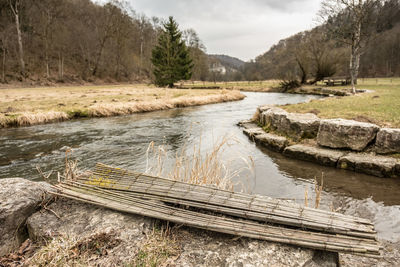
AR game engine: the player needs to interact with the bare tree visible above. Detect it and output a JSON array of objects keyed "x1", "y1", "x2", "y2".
[
  {"x1": 320, "y1": 0, "x2": 381, "y2": 93},
  {"x1": 8, "y1": 0, "x2": 25, "y2": 76}
]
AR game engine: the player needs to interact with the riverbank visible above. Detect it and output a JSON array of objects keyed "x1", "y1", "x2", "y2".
[
  {"x1": 0, "y1": 85, "x2": 245, "y2": 128},
  {"x1": 0, "y1": 178, "x2": 340, "y2": 266},
  {"x1": 240, "y1": 81, "x2": 400, "y2": 178},
  {"x1": 283, "y1": 78, "x2": 400, "y2": 128}
]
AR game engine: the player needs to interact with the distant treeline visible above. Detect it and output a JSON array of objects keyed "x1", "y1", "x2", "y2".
[
  {"x1": 240, "y1": 0, "x2": 400, "y2": 81},
  {"x1": 0, "y1": 0, "x2": 209, "y2": 84}
]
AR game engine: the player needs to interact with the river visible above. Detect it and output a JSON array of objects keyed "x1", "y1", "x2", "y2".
[{"x1": 1, "y1": 92, "x2": 400, "y2": 242}]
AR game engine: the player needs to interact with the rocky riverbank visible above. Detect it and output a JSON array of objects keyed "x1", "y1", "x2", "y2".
[
  {"x1": 0, "y1": 178, "x2": 341, "y2": 266},
  {"x1": 240, "y1": 104, "x2": 400, "y2": 178}
]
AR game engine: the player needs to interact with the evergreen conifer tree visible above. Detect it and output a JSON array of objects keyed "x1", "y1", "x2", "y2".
[{"x1": 151, "y1": 17, "x2": 193, "y2": 87}]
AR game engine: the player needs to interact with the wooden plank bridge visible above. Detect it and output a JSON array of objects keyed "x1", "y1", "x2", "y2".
[{"x1": 53, "y1": 163, "x2": 381, "y2": 258}]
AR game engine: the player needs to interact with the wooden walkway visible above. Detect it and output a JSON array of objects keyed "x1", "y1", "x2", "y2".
[{"x1": 53, "y1": 163, "x2": 381, "y2": 258}]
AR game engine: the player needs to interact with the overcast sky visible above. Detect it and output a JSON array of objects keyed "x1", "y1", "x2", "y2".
[{"x1": 116, "y1": 0, "x2": 322, "y2": 61}]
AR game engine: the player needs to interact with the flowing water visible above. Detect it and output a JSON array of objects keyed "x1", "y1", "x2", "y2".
[{"x1": 1, "y1": 92, "x2": 400, "y2": 242}]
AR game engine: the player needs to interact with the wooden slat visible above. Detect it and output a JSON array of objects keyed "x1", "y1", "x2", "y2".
[
  {"x1": 78, "y1": 163, "x2": 376, "y2": 239},
  {"x1": 53, "y1": 181, "x2": 382, "y2": 257}
]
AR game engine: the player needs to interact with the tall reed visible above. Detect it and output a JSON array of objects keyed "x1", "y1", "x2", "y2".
[{"x1": 145, "y1": 135, "x2": 254, "y2": 191}]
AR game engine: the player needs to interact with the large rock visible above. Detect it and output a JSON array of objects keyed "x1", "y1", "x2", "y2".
[
  {"x1": 375, "y1": 128, "x2": 400, "y2": 154},
  {"x1": 26, "y1": 198, "x2": 338, "y2": 266},
  {"x1": 337, "y1": 153, "x2": 397, "y2": 178},
  {"x1": 258, "y1": 105, "x2": 274, "y2": 125},
  {"x1": 283, "y1": 145, "x2": 346, "y2": 167},
  {"x1": 280, "y1": 113, "x2": 320, "y2": 140},
  {"x1": 262, "y1": 108, "x2": 320, "y2": 140},
  {"x1": 0, "y1": 178, "x2": 53, "y2": 256},
  {"x1": 317, "y1": 119, "x2": 380, "y2": 151},
  {"x1": 261, "y1": 107, "x2": 288, "y2": 129},
  {"x1": 257, "y1": 105, "x2": 274, "y2": 114},
  {"x1": 255, "y1": 133, "x2": 289, "y2": 152}
]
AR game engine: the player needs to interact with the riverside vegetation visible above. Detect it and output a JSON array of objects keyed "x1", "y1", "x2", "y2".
[
  {"x1": 0, "y1": 85, "x2": 244, "y2": 128},
  {"x1": 282, "y1": 78, "x2": 400, "y2": 128}
]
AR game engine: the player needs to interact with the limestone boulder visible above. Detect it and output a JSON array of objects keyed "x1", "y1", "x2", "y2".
[
  {"x1": 280, "y1": 113, "x2": 320, "y2": 140},
  {"x1": 255, "y1": 133, "x2": 289, "y2": 152},
  {"x1": 261, "y1": 107, "x2": 288, "y2": 128},
  {"x1": 375, "y1": 128, "x2": 400, "y2": 154},
  {"x1": 283, "y1": 145, "x2": 346, "y2": 167},
  {"x1": 261, "y1": 108, "x2": 320, "y2": 140},
  {"x1": 257, "y1": 105, "x2": 274, "y2": 114},
  {"x1": 337, "y1": 153, "x2": 397, "y2": 178},
  {"x1": 258, "y1": 105, "x2": 274, "y2": 125},
  {"x1": 0, "y1": 178, "x2": 53, "y2": 256},
  {"x1": 317, "y1": 119, "x2": 380, "y2": 151}
]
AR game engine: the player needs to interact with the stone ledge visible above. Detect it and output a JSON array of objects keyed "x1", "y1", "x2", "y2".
[
  {"x1": 261, "y1": 108, "x2": 320, "y2": 141},
  {"x1": 243, "y1": 127, "x2": 265, "y2": 138},
  {"x1": 255, "y1": 133, "x2": 289, "y2": 152},
  {"x1": 337, "y1": 153, "x2": 398, "y2": 178},
  {"x1": 283, "y1": 145, "x2": 346, "y2": 167},
  {"x1": 375, "y1": 128, "x2": 400, "y2": 154},
  {"x1": 317, "y1": 119, "x2": 379, "y2": 151}
]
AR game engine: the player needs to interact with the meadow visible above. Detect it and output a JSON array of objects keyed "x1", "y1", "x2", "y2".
[{"x1": 0, "y1": 84, "x2": 244, "y2": 128}]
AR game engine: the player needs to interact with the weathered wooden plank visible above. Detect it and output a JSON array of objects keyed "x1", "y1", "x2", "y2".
[
  {"x1": 78, "y1": 163, "x2": 376, "y2": 239},
  {"x1": 53, "y1": 181, "x2": 382, "y2": 257}
]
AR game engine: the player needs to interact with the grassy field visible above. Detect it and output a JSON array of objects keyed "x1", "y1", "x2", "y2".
[
  {"x1": 282, "y1": 78, "x2": 400, "y2": 128},
  {"x1": 179, "y1": 80, "x2": 280, "y2": 91},
  {"x1": 0, "y1": 84, "x2": 244, "y2": 128}
]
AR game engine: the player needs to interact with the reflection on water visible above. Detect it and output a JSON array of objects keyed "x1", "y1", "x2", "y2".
[{"x1": 1, "y1": 92, "x2": 400, "y2": 242}]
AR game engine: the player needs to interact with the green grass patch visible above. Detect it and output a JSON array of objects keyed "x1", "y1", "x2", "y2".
[{"x1": 282, "y1": 78, "x2": 400, "y2": 128}]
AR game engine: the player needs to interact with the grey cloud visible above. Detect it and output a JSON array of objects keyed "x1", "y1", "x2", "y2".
[{"x1": 105, "y1": 0, "x2": 321, "y2": 60}]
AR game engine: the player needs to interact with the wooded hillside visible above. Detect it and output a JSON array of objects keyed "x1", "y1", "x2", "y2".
[
  {"x1": 0, "y1": 0, "x2": 210, "y2": 84},
  {"x1": 242, "y1": 0, "x2": 400, "y2": 81}
]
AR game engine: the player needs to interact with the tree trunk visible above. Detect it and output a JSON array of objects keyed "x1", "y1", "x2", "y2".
[
  {"x1": 58, "y1": 52, "x2": 64, "y2": 80},
  {"x1": 45, "y1": 39, "x2": 50, "y2": 78},
  {"x1": 12, "y1": 7, "x2": 25, "y2": 76},
  {"x1": 2, "y1": 47, "x2": 5, "y2": 83},
  {"x1": 295, "y1": 57, "x2": 307, "y2": 84},
  {"x1": 349, "y1": 23, "x2": 362, "y2": 94}
]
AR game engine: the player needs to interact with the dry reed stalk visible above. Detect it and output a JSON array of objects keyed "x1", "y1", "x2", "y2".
[
  {"x1": 304, "y1": 188, "x2": 309, "y2": 207},
  {"x1": 144, "y1": 135, "x2": 254, "y2": 191},
  {"x1": 314, "y1": 174, "x2": 324, "y2": 209}
]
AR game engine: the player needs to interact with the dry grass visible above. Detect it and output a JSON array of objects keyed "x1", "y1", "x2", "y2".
[
  {"x1": 25, "y1": 232, "x2": 121, "y2": 267},
  {"x1": 145, "y1": 135, "x2": 254, "y2": 191},
  {"x1": 130, "y1": 223, "x2": 180, "y2": 267},
  {"x1": 0, "y1": 85, "x2": 244, "y2": 128}
]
